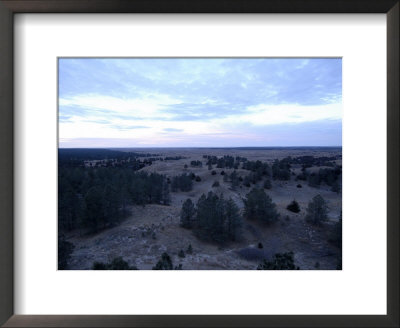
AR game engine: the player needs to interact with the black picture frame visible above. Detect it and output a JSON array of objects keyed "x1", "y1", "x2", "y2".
[{"x1": 0, "y1": 1, "x2": 398, "y2": 327}]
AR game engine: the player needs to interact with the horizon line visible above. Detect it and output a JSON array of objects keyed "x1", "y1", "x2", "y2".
[{"x1": 58, "y1": 146, "x2": 342, "y2": 149}]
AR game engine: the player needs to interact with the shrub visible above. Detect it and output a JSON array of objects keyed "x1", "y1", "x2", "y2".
[
  {"x1": 211, "y1": 170, "x2": 217, "y2": 175},
  {"x1": 178, "y1": 250, "x2": 185, "y2": 258},
  {"x1": 258, "y1": 242, "x2": 263, "y2": 249},
  {"x1": 195, "y1": 176, "x2": 201, "y2": 182},
  {"x1": 296, "y1": 184, "x2": 302, "y2": 188},
  {"x1": 220, "y1": 171, "x2": 225, "y2": 175},
  {"x1": 92, "y1": 261, "x2": 107, "y2": 270},
  {"x1": 286, "y1": 200, "x2": 300, "y2": 213},
  {"x1": 212, "y1": 181, "x2": 220, "y2": 187},
  {"x1": 92, "y1": 257, "x2": 137, "y2": 270},
  {"x1": 257, "y1": 252, "x2": 299, "y2": 270}
]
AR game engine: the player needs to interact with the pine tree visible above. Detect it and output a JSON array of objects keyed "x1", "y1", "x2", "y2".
[
  {"x1": 58, "y1": 234, "x2": 74, "y2": 269},
  {"x1": 305, "y1": 194, "x2": 329, "y2": 225},
  {"x1": 257, "y1": 252, "x2": 299, "y2": 270},
  {"x1": 244, "y1": 188, "x2": 279, "y2": 224},
  {"x1": 84, "y1": 186, "x2": 105, "y2": 232},
  {"x1": 225, "y1": 198, "x2": 242, "y2": 241},
  {"x1": 180, "y1": 198, "x2": 196, "y2": 229},
  {"x1": 161, "y1": 177, "x2": 171, "y2": 205},
  {"x1": 187, "y1": 244, "x2": 193, "y2": 254},
  {"x1": 152, "y1": 252, "x2": 173, "y2": 270},
  {"x1": 286, "y1": 200, "x2": 300, "y2": 213}
]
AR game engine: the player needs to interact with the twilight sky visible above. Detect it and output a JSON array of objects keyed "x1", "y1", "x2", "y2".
[{"x1": 58, "y1": 58, "x2": 342, "y2": 148}]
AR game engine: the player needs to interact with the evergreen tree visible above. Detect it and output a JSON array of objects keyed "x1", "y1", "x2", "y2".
[
  {"x1": 180, "y1": 198, "x2": 196, "y2": 229},
  {"x1": 330, "y1": 211, "x2": 342, "y2": 249},
  {"x1": 92, "y1": 257, "x2": 137, "y2": 270},
  {"x1": 58, "y1": 234, "x2": 74, "y2": 269},
  {"x1": 161, "y1": 177, "x2": 171, "y2": 205},
  {"x1": 305, "y1": 194, "x2": 329, "y2": 225},
  {"x1": 152, "y1": 252, "x2": 173, "y2": 270},
  {"x1": 286, "y1": 200, "x2": 300, "y2": 213},
  {"x1": 230, "y1": 171, "x2": 240, "y2": 189},
  {"x1": 193, "y1": 192, "x2": 242, "y2": 243},
  {"x1": 212, "y1": 181, "x2": 220, "y2": 187},
  {"x1": 187, "y1": 244, "x2": 193, "y2": 254},
  {"x1": 257, "y1": 252, "x2": 299, "y2": 270},
  {"x1": 244, "y1": 188, "x2": 279, "y2": 224},
  {"x1": 225, "y1": 198, "x2": 242, "y2": 241},
  {"x1": 84, "y1": 186, "x2": 105, "y2": 232}
]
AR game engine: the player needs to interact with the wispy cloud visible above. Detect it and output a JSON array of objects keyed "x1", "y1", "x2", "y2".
[{"x1": 59, "y1": 58, "x2": 342, "y2": 147}]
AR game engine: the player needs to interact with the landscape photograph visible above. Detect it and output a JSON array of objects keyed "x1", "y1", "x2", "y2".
[{"x1": 58, "y1": 58, "x2": 342, "y2": 270}]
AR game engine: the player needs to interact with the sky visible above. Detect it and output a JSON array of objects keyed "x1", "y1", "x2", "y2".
[{"x1": 58, "y1": 58, "x2": 342, "y2": 148}]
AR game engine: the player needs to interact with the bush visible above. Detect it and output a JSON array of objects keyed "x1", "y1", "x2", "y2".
[
  {"x1": 257, "y1": 252, "x2": 299, "y2": 270},
  {"x1": 220, "y1": 171, "x2": 225, "y2": 175},
  {"x1": 211, "y1": 170, "x2": 217, "y2": 175},
  {"x1": 178, "y1": 250, "x2": 185, "y2": 258},
  {"x1": 195, "y1": 176, "x2": 201, "y2": 182},
  {"x1": 286, "y1": 200, "x2": 300, "y2": 213},
  {"x1": 297, "y1": 184, "x2": 302, "y2": 188},
  {"x1": 258, "y1": 242, "x2": 263, "y2": 249},
  {"x1": 305, "y1": 194, "x2": 329, "y2": 225},
  {"x1": 212, "y1": 181, "x2": 220, "y2": 187},
  {"x1": 92, "y1": 257, "x2": 137, "y2": 270}
]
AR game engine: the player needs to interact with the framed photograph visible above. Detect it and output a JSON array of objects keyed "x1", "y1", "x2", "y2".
[{"x1": 0, "y1": 0, "x2": 398, "y2": 327}]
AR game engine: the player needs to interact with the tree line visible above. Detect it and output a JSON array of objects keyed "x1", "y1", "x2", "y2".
[{"x1": 59, "y1": 166, "x2": 170, "y2": 233}]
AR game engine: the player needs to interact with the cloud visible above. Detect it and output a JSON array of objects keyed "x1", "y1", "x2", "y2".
[
  {"x1": 163, "y1": 128, "x2": 184, "y2": 132},
  {"x1": 58, "y1": 58, "x2": 342, "y2": 147}
]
